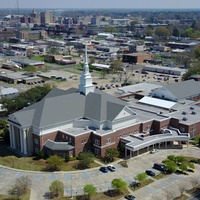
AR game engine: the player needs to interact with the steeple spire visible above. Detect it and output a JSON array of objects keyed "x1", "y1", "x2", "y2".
[
  {"x1": 83, "y1": 44, "x2": 89, "y2": 74},
  {"x1": 79, "y1": 44, "x2": 94, "y2": 95}
]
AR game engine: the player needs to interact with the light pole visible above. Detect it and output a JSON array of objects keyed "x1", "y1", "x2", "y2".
[{"x1": 70, "y1": 185, "x2": 73, "y2": 199}]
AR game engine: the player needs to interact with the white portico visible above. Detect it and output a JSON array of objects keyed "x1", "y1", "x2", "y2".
[{"x1": 8, "y1": 122, "x2": 32, "y2": 155}]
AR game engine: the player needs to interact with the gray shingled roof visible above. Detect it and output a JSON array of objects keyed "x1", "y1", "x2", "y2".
[
  {"x1": 164, "y1": 79, "x2": 200, "y2": 100},
  {"x1": 9, "y1": 88, "x2": 128, "y2": 128},
  {"x1": 44, "y1": 140, "x2": 74, "y2": 151},
  {"x1": 32, "y1": 93, "x2": 85, "y2": 127},
  {"x1": 84, "y1": 89, "x2": 127, "y2": 122}
]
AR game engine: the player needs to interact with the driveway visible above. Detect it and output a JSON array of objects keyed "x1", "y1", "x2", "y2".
[{"x1": 0, "y1": 146, "x2": 199, "y2": 200}]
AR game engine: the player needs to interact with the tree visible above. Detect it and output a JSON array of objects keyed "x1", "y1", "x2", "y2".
[
  {"x1": 155, "y1": 27, "x2": 170, "y2": 38},
  {"x1": 49, "y1": 180, "x2": 64, "y2": 198},
  {"x1": 182, "y1": 63, "x2": 200, "y2": 80},
  {"x1": 1, "y1": 84, "x2": 52, "y2": 114},
  {"x1": 104, "y1": 26, "x2": 116, "y2": 33},
  {"x1": 194, "y1": 46, "x2": 200, "y2": 60},
  {"x1": 1, "y1": 127, "x2": 10, "y2": 144},
  {"x1": 190, "y1": 176, "x2": 200, "y2": 191},
  {"x1": 111, "y1": 178, "x2": 127, "y2": 193},
  {"x1": 178, "y1": 183, "x2": 187, "y2": 197},
  {"x1": 46, "y1": 155, "x2": 65, "y2": 171},
  {"x1": 105, "y1": 148, "x2": 119, "y2": 162},
  {"x1": 110, "y1": 60, "x2": 124, "y2": 82},
  {"x1": 176, "y1": 156, "x2": 186, "y2": 163},
  {"x1": 77, "y1": 152, "x2": 94, "y2": 169},
  {"x1": 8, "y1": 175, "x2": 32, "y2": 197},
  {"x1": 46, "y1": 45, "x2": 60, "y2": 55},
  {"x1": 179, "y1": 164, "x2": 187, "y2": 172},
  {"x1": 24, "y1": 65, "x2": 36, "y2": 73},
  {"x1": 135, "y1": 172, "x2": 147, "y2": 182},
  {"x1": 164, "y1": 189, "x2": 175, "y2": 200},
  {"x1": 83, "y1": 184, "x2": 97, "y2": 200},
  {"x1": 162, "y1": 160, "x2": 177, "y2": 173},
  {"x1": 173, "y1": 27, "x2": 180, "y2": 37},
  {"x1": 16, "y1": 175, "x2": 32, "y2": 192},
  {"x1": 0, "y1": 118, "x2": 8, "y2": 129}
]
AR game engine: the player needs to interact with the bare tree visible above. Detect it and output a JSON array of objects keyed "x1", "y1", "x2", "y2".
[
  {"x1": 16, "y1": 175, "x2": 32, "y2": 192},
  {"x1": 178, "y1": 183, "x2": 187, "y2": 197},
  {"x1": 8, "y1": 175, "x2": 32, "y2": 198},
  {"x1": 164, "y1": 189, "x2": 175, "y2": 200},
  {"x1": 151, "y1": 194, "x2": 164, "y2": 200},
  {"x1": 190, "y1": 176, "x2": 200, "y2": 191}
]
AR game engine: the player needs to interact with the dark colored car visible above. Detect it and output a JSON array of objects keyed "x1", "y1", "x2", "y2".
[
  {"x1": 124, "y1": 194, "x2": 136, "y2": 200},
  {"x1": 99, "y1": 166, "x2": 108, "y2": 173},
  {"x1": 153, "y1": 163, "x2": 167, "y2": 172},
  {"x1": 146, "y1": 170, "x2": 155, "y2": 176},
  {"x1": 130, "y1": 181, "x2": 141, "y2": 189}
]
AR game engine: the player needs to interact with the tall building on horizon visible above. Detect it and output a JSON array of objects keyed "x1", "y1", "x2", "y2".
[{"x1": 40, "y1": 12, "x2": 53, "y2": 24}]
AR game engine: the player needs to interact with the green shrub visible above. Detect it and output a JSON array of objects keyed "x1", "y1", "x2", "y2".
[
  {"x1": 118, "y1": 161, "x2": 128, "y2": 168},
  {"x1": 69, "y1": 157, "x2": 77, "y2": 161}
]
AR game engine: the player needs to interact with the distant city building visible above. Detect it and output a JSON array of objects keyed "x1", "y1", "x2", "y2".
[
  {"x1": 16, "y1": 30, "x2": 48, "y2": 40},
  {"x1": 40, "y1": 12, "x2": 53, "y2": 24},
  {"x1": 0, "y1": 87, "x2": 19, "y2": 99}
]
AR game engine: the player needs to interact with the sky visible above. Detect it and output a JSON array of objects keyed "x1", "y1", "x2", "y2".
[{"x1": 1, "y1": 0, "x2": 200, "y2": 9}]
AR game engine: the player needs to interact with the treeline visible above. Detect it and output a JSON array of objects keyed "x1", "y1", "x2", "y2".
[{"x1": 1, "y1": 84, "x2": 52, "y2": 114}]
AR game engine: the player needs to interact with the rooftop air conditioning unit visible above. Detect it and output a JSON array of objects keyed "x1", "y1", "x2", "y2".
[
  {"x1": 182, "y1": 111, "x2": 187, "y2": 115},
  {"x1": 182, "y1": 117, "x2": 187, "y2": 121},
  {"x1": 191, "y1": 111, "x2": 196, "y2": 115},
  {"x1": 190, "y1": 107, "x2": 194, "y2": 110}
]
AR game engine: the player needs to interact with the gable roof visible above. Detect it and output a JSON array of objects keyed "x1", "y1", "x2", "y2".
[
  {"x1": 9, "y1": 88, "x2": 128, "y2": 128},
  {"x1": 162, "y1": 80, "x2": 200, "y2": 100},
  {"x1": 84, "y1": 89, "x2": 127, "y2": 122},
  {"x1": 44, "y1": 140, "x2": 74, "y2": 151}
]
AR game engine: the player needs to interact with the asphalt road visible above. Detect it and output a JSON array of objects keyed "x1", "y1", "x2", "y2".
[{"x1": 0, "y1": 146, "x2": 200, "y2": 200}]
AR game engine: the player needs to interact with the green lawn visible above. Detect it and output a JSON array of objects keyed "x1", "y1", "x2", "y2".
[
  {"x1": 63, "y1": 189, "x2": 129, "y2": 200},
  {"x1": 154, "y1": 173, "x2": 168, "y2": 180},
  {"x1": 0, "y1": 139, "x2": 99, "y2": 171},
  {"x1": 0, "y1": 155, "x2": 99, "y2": 171},
  {"x1": 31, "y1": 56, "x2": 45, "y2": 61}
]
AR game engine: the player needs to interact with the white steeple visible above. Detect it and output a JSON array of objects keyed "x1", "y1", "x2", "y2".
[{"x1": 79, "y1": 44, "x2": 94, "y2": 95}]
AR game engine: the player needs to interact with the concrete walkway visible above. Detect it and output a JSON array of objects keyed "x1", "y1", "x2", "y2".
[{"x1": 0, "y1": 146, "x2": 199, "y2": 200}]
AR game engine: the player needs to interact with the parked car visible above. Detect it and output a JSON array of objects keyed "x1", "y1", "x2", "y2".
[
  {"x1": 153, "y1": 163, "x2": 167, "y2": 172},
  {"x1": 99, "y1": 166, "x2": 108, "y2": 173},
  {"x1": 107, "y1": 165, "x2": 116, "y2": 172},
  {"x1": 130, "y1": 181, "x2": 141, "y2": 189},
  {"x1": 150, "y1": 149, "x2": 158, "y2": 154},
  {"x1": 124, "y1": 194, "x2": 136, "y2": 200},
  {"x1": 146, "y1": 170, "x2": 155, "y2": 177}
]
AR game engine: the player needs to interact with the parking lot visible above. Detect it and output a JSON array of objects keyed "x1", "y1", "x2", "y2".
[{"x1": 0, "y1": 146, "x2": 199, "y2": 200}]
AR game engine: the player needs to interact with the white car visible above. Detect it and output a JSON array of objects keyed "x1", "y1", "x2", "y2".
[
  {"x1": 150, "y1": 149, "x2": 158, "y2": 154},
  {"x1": 107, "y1": 165, "x2": 116, "y2": 172}
]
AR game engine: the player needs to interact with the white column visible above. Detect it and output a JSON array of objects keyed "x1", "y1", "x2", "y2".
[
  {"x1": 20, "y1": 129, "x2": 23, "y2": 153},
  {"x1": 23, "y1": 129, "x2": 27, "y2": 155},
  {"x1": 9, "y1": 125, "x2": 13, "y2": 148},
  {"x1": 12, "y1": 125, "x2": 16, "y2": 149}
]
